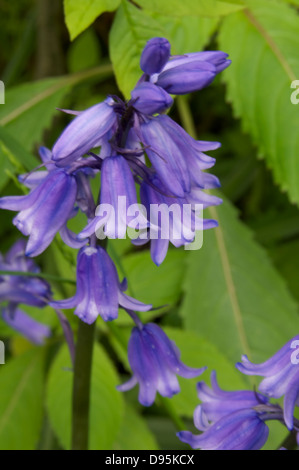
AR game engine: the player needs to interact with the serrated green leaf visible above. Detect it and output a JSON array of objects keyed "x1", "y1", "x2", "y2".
[
  {"x1": 109, "y1": 2, "x2": 165, "y2": 98},
  {"x1": 64, "y1": 0, "x2": 121, "y2": 40},
  {"x1": 181, "y1": 198, "x2": 299, "y2": 365},
  {"x1": 46, "y1": 343, "x2": 124, "y2": 450},
  {"x1": 219, "y1": 0, "x2": 299, "y2": 204},
  {"x1": 114, "y1": 403, "x2": 159, "y2": 450},
  {"x1": 135, "y1": 0, "x2": 244, "y2": 17},
  {"x1": 0, "y1": 349, "x2": 44, "y2": 450}
]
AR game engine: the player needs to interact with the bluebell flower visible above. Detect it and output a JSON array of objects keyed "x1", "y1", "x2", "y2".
[
  {"x1": 140, "y1": 37, "x2": 171, "y2": 75},
  {"x1": 78, "y1": 155, "x2": 148, "y2": 240},
  {"x1": 52, "y1": 98, "x2": 117, "y2": 165},
  {"x1": 2, "y1": 307, "x2": 51, "y2": 345},
  {"x1": 150, "y1": 50, "x2": 231, "y2": 95},
  {"x1": 177, "y1": 372, "x2": 277, "y2": 450},
  {"x1": 0, "y1": 169, "x2": 78, "y2": 256},
  {"x1": 178, "y1": 408, "x2": 270, "y2": 450},
  {"x1": 236, "y1": 336, "x2": 299, "y2": 430},
  {"x1": 134, "y1": 175, "x2": 221, "y2": 265},
  {"x1": 138, "y1": 114, "x2": 220, "y2": 197},
  {"x1": 117, "y1": 323, "x2": 206, "y2": 406},
  {"x1": 0, "y1": 239, "x2": 51, "y2": 308},
  {"x1": 49, "y1": 245, "x2": 152, "y2": 324},
  {"x1": 0, "y1": 239, "x2": 52, "y2": 344},
  {"x1": 191, "y1": 371, "x2": 269, "y2": 431},
  {"x1": 131, "y1": 82, "x2": 173, "y2": 115}
]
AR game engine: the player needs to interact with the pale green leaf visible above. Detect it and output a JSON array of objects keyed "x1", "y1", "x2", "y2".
[
  {"x1": 46, "y1": 343, "x2": 124, "y2": 450},
  {"x1": 219, "y1": 0, "x2": 299, "y2": 203},
  {"x1": 0, "y1": 79, "x2": 71, "y2": 151},
  {"x1": 181, "y1": 199, "x2": 299, "y2": 365},
  {"x1": 0, "y1": 349, "x2": 44, "y2": 450},
  {"x1": 109, "y1": 2, "x2": 164, "y2": 98},
  {"x1": 149, "y1": 14, "x2": 219, "y2": 54},
  {"x1": 135, "y1": 0, "x2": 245, "y2": 17},
  {"x1": 0, "y1": 66, "x2": 113, "y2": 152},
  {"x1": 113, "y1": 248, "x2": 186, "y2": 325},
  {"x1": 64, "y1": 0, "x2": 121, "y2": 40}
]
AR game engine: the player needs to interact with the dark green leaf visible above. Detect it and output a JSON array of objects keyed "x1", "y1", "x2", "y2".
[
  {"x1": 46, "y1": 343, "x2": 124, "y2": 449},
  {"x1": 219, "y1": 0, "x2": 299, "y2": 203},
  {"x1": 181, "y1": 199, "x2": 299, "y2": 364},
  {"x1": 0, "y1": 349, "x2": 44, "y2": 450}
]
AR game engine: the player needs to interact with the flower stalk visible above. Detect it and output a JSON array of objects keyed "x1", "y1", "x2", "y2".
[{"x1": 71, "y1": 319, "x2": 96, "y2": 450}]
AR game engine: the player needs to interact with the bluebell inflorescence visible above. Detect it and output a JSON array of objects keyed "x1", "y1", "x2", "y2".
[
  {"x1": 0, "y1": 37, "x2": 231, "y2": 408},
  {"x1": 237, "y1": 336, "x2": 299, "y2": 431}
]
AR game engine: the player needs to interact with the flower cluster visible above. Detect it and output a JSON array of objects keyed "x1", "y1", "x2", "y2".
[
  {"x1": 237, "y1": 336, "x2": 299, "y2": 431},
  {"x1": 178, "y1": 337, "x2": 299, "y2": 450},
  {"x1": 0, "y1": 38, "x2": 230, "y2": 406},
  {"x1": 0, "y1": 37, "x2": 228, "y2": 267}
]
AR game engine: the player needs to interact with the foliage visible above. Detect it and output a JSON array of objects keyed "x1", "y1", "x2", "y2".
[{"x1": 0, "y1": 0, "x2": 298, "y2": 450}]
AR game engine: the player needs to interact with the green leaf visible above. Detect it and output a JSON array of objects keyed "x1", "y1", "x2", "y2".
[
  {"x1": 135, "y1": 0, "x2": 245, "y2": 17},
  {"x1": 67, "y1": 29, "x2": 102, "y2": 73},
  {"x1": 0, "y1": 78, "x2": 71, "y2": 151},
  {"x1": 149, "y1": 14, "x2": 219, "y2": 55},
  {"x1": 121, "y1": 248, "x2": 186, "y2": 317},
  {"x1": 109, "y1": 1, "x2": 164, "y2": 98},
  {"x1": 64, "y1": 0, "x2": 121, "y2": 40},
  {"x1": 0, "y1": 349, "x2": 44, "y2": 450},
  {"x1": 0, "y1": 66, "x2": 113, "y2": 152},
  {"x1": 46, "y1": 343, "x2": 124, "y2": 450},
  {"x1": 181, "y1": 198, "x2": 299, "y2": 365},
  {"x1": 114, "y1": 403, "x2": 159, "y2": 450},
  {"x1": 163, "y1": 328, "x2": 248, "y2": 417},
  {"x1": 0, "y1": 126, "x2": 38, "y2": 190},
  {"x1": 219, "y1": 0, "x2": 299, "y2": 204}
]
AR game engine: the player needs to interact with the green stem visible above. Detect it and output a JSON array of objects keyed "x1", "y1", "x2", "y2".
[
  {"x1": 71, "y1": 320, "x2": 96, "y2": 450},
  {"x1": 176, "y1": 96, "x2": 197, "y2": 139}
]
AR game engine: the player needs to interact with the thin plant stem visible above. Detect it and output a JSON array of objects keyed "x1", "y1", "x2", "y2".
[{"x1": 71, "y1": 319, "x2": 96, "y2": 450}]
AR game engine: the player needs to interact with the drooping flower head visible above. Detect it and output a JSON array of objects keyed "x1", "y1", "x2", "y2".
[
  {"x1": 236, "y1": 335, "x2": 299, "y2": 430},
  {"x1": 0, "y1": 239, "x2": 52, "y2": 344},
  {"x1": 178, "y1": 408, "x2": 270, "y2": 451},
  {"x1": 2, "y1": 307, "x2": 51, "y2": 345},
  {"x1": 50, "y1": 245, "x2": 151, "y2": 324},
  {"x1": 0, "y1": 169, "x2": 78, "y2": 257},
  {"x1": 177, "y1": 372, "x2": 272, "y2": 450},
  {"x1": 0, "y1": 238, "x2": 51, "y2": 309},
  {"x1": 117, "y1": 323, "x2": 206, "y2": 406}
]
